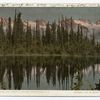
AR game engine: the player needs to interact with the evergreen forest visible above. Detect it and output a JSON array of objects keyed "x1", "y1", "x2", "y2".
[{"x1": 0, "y1": 10, "x2": 99, "y2": 56}]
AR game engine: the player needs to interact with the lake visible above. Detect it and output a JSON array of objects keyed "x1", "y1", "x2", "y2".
[{"x1": 0, "y1": 56, "x2": 100, "y2": 90}]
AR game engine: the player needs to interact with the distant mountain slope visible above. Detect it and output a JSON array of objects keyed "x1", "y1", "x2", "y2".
[{"x1": 0, "y1": 17, "x2": 100, "y2": 40}]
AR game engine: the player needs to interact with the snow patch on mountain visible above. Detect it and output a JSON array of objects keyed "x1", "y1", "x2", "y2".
[
  {"x1": 74, "y1": 19, "x2": 100, "y2": 37},
  {"x1": 0, "y1": 17, "x2": 100, "y2": 39}
]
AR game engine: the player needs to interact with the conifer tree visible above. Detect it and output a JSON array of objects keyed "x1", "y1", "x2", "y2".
[
  {"x1": 61, "y1": 19, "x2": 65, "y2": 48},
  {"x1": 0, "y1": 18, "x2": 5, "y2": 42},
  {"x1": 51, "y1": 21, "x2": 56, "y2": 45},
  {"x1": 64, "y1": 20, "x2": 69, "y2": 44},
  {"x1": 35, "y1": 20, "x2": 41, "y2": 45},
  {"x1": 45, "y1": 22, "x2": 51, "y2": 45},
  {"x1": 57, "y1": 24, "x2": 61, "y2": 45},
  {"x1": 77, "y1": 24, "x2": 80, "y2": 42},
  {"x1": 80, "y1": 26, "x2": 83, "y2": 43},
  {"x1": 0, "y1": 18, "x2": 5, "y2": 53},
  {"x1": 92, "y1": 29, "x2": 95, "y2": 46},
  {"x1": 7, "y1": 17, "x2": 12, "y2": 43},
  {"x1": 16, "y1": 12, "x2": 24, "y2": 44},
  {"x1": 25, "y1": 20, "x2": 32, "y2": 49},
  {"x1": 12, "y1": 9, "x2": 17, "y2": 44},
  {"x1": 70, "y1": 17, "x2": 74, "y2": 41}
]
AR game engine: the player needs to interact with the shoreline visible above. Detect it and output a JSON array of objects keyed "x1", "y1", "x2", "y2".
[{"x1": 0, "y1": 54, "x2": 99, "y2": 57}]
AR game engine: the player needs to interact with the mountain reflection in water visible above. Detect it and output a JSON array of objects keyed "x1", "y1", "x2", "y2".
[{"x1": 0, "y1": 56, "x2": 100, "y2": 90}]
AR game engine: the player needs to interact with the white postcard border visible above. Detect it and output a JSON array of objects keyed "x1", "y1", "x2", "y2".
[{"x1": 0, "y1": 3, "x2": 99, "y2": 96}]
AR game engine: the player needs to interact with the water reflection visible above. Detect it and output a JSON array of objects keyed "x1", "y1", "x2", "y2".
[{"x1": 0, "y1": 56, "x2": 100, "y2": 90}]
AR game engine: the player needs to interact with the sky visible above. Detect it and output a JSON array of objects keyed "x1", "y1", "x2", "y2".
[{"x1": 0, "y1": 7, "x2": 100, "y2": 23}]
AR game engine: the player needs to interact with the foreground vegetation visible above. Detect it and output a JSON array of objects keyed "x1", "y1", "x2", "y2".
[{"x1": 0, "y1": 10, "x2": 100, "y2": 56}]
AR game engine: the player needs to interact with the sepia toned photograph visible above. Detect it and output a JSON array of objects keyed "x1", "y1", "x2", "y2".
[{"x1": 0, "y1": 7, "x2": 100, "y2": 92}]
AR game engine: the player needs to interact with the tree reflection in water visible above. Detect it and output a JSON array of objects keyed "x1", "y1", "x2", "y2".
[{"x1": 0, "y1": 56, "x2": 99, "y2": 90}]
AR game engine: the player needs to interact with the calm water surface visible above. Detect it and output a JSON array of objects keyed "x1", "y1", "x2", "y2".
[{"x1": 0, "y1": 56, "x2": 100, "y2": 90}]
